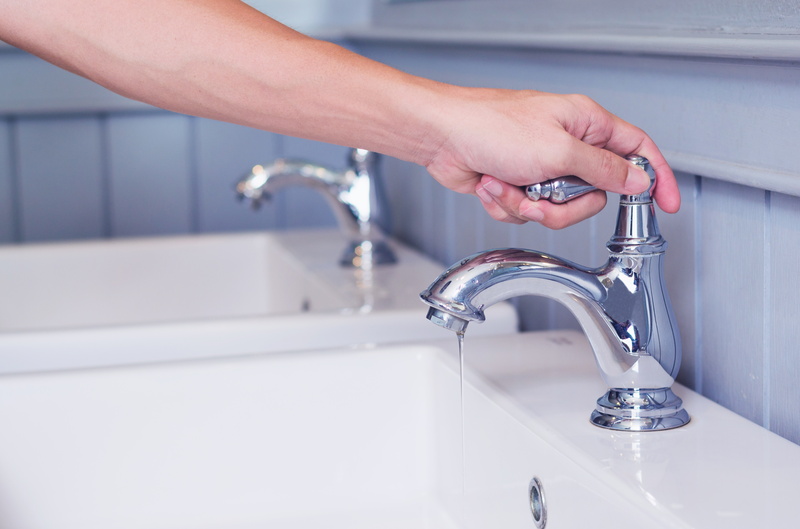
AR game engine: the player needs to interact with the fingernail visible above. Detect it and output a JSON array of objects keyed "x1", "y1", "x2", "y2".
[
  {"x1": 475, "y1": 186, "x2": 493, "y2": 204},
  {"x1": 520, "y1": 202, "x2": 545, "y2": 222},
  {"x1": 482, "y1": 179, "x2": 503, "y2": 197},
  {"x1": 625, "y1": 167, "x2": 650, "y2": 194}
]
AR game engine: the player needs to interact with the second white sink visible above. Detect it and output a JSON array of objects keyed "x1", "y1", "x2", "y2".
[
  {"x1": 0, "y1": 229, "x2": 517, "y2": 374},
  {"x1": 0, "y1": 229, "x2": 425, "y2": 331}
]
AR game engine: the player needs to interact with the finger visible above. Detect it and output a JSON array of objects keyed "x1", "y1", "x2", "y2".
[
  {"x1": 520, "y1": 190, "x2": 607, "y2": 230},
  {"x1": 475, "y1": 183, "x2": 526, "y2": 224},
  {"x1": 560, "y1": 137, "x2": 650, "y2": 196},
  {"x1": 560, "y1": 135, "x2": 680, "y2": 214},
  {"x1": 478, "y1": 176, "x2": 540, "y2": 223},
  {"x1": 603, "y1": 126, "x2": 681, "y2": 213},
  {"x1": 584, "y1": 117, "x2": 681, "y2": 213},
  {"x1": 647, "y1": 153, "x2": 680, "y2": 213}
]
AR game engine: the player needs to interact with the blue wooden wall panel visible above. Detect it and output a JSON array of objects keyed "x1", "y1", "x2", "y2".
[
  {"x1": 0, "y1": 119, "x2": 15, "y2": 243},
  {"x1": 769, "y1": 192, "x2": 800, "y2": 445},
  {"x1": 450, "y1": 190, "x2": 486, "y2": 261},
  {"x1": 422, "y1": 176, "x2": 449, "y2": 264},
  {"x1": 0, "y1": 50, "x2": 148, "y2": 115},
  {"x1": 410, "y1": 163, "x2": 437, "y2": 259},
  {"x1": 426, "y1": 173, "x2": 454, "y2": 265},
  {"x1": 107, "y1": 113, "x2": 193, "y2": 237},
  {"x1": 385, "y1": 158, "x2": 436, "y2": 257},
  {"x1": 194, "y1": 118, "x2": 281, "y2": 233},
  {"x1": 15, "y1": 117, "x2": 107, "y2": 241},
  {"x1": 658, "y1": 172, "x2": 699, "y2": 389},
  {"x1": 380, "y1": 156, "x2": 415, "y2": 246},
  {"x1": 699, "y1": 178, "x2": 766, "y2": 425}
]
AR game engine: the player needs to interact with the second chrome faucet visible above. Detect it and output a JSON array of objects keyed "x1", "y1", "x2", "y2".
[
  {"x1": 421, "y1": 155, "x2": 690, "y2": 431},
  {"x1": 236, "y1": 148, "x2": 396, "y2": 268}
]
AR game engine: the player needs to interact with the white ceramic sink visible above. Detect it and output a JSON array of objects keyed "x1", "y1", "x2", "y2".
[
  {"x1": 0, "y1": 229, "x2": 516, "y2": 373},
  {"x1": 0, "y1": 331, "x2": 796, "y2": 528},
  {"x1": 0, "y1": 228, "x2": 461, "y2": 332},
  {"x1": 0, "y1": 230, "x2": 339, "y2": 332}
]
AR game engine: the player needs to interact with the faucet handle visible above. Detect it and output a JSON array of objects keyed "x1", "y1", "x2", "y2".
[
  {"x1": 525, "y1": 175, "x2": 595, "y2": 203},
  {"x1": 525, "y1": 155, "x2": 655, "y2": 203}
]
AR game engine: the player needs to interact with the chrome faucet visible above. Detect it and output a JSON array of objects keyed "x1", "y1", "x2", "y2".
[
  {"x1": 420, "y1": 155, "x2": 689, "y2": 431},
  {"x1": 236, "y1": 148, "x2": 396, "y2": 268}
]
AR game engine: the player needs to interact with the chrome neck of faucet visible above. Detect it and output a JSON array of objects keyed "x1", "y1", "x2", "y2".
[
  {"x1": 421, "y1": 155, "x2": 689, "y2": 431},
  {"x1": 236, "y1": 148, "x2": 397, "y2": 268}
]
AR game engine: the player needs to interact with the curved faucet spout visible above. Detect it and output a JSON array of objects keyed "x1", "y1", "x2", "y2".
[
  {"x1": 420, "y1": 248, "x2": 678, "y2": 391},
  {"x1": 236, "y1": 148, "x2": 396, "y2": 268},
  {"x1": 421, "y1": 248, "x2": 605, "y2": 325}
]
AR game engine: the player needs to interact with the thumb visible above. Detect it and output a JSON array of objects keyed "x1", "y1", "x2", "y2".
[{"x1": 559, "y1": 138, "x2": 650, "y2": 196}]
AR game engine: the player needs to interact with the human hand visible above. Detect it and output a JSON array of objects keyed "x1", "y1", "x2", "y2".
[{"x1": 424, "y1": 88, "x2": 679, "y2": 229}]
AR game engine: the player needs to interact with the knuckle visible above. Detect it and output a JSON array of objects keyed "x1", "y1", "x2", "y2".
[
  {"x1": 565, "y1": 93, "x2": 597, "y2": 110},
  {"x1": 596, "y1": 151, "x2": 623, "y2": 186},
  {"x1": 546, "y1": 135, "x2": 578, "y2": 176}
]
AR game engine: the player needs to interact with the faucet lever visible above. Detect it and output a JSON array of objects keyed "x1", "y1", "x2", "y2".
[
  {"x1": 526, "y1": 175, "x2": 595, "y2": 203},
  {"x1": 525, "y1": 154, "x2": 655, "y2": 203}
]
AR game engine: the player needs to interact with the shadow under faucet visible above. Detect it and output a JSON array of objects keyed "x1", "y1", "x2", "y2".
[
  {"x1": 420, "y1": 155, "x2": 690, "y2": 431},
  {"x1": 235, "y1": 148, "x2": 397, "y2": 268}
]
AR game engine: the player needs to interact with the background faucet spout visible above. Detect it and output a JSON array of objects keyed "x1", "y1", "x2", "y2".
[{"x1": 235, "y1": 148, "x2": 396, "y2": 268}]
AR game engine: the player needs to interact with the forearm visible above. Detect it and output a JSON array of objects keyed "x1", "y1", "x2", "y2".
[{"x1": 0, "y1": 0, "x2": 447, "y2": 165}]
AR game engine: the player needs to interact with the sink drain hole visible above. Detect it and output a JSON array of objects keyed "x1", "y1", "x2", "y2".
[{"x1": 528, "y1": 476, "x2": 547, "y2": 528}]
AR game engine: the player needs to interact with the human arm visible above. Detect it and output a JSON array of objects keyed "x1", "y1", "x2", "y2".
[{"x1": 0, "y1": 0, "x2": 679, "y2": 228}]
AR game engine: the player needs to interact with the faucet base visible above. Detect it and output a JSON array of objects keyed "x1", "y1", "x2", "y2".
[
  {"x1": 340, "y1": 240, "x2": 397, "y2": 268},
  {"x1": 590, "y1": 388, "x2": 690, "y2": 431}
]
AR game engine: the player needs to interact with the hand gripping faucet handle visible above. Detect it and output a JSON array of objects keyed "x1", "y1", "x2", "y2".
[{"x1": 525, "y1": 154, "x2": 655, "y2": 203}]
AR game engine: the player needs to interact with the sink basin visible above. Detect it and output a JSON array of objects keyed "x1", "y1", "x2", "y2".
[
  {"x1": 0, "y1": 229, "x2": 517, "y2": 374},
  {"x1": 0, "y1": 228, "x2": 456, "y2": 332},
  {"x1": 0, "y1": 230, "x2": 350, "y2": 332},
  {"x1": 0, "y1": 331, "x2": 796, "y2": 528}
]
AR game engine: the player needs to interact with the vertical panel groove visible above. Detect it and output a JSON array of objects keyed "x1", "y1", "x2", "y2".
[
  {"x1": 99, "y1": 113, "x2": 113, "y2": 238},
  {"x1": 443, "y1": 190, "x2": 455, "y2": 264},
  {"x1": 693, "y1": 175, "x2": 703, "y2": 394},
  {"x1": 188, "y1": 116, "x2": 200, "y2": 234},
  {"x1": 8, "y1": 117, "x2": 21, "y2": 243},
  {"x1": 763, "y1": 191, "x2": 771, "y2": 430}
]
